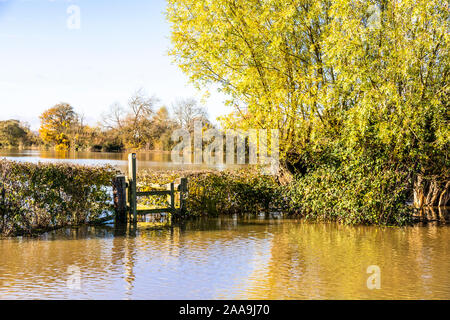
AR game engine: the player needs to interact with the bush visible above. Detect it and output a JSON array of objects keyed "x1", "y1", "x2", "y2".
[
  {"x1": 0, "y1": 160, "x2": 117, "y2": 236},
  {"x1": 138, "y1": 165, "x2": 414, "y2": 225},
  {"x1": 286, "y1": 163, "x2": 413, "y2": 225},
  {"x1": 137, "y1": 168, "x2": 287, "y2": 216}
]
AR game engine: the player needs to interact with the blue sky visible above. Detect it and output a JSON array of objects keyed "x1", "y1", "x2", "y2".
[{"x1": 0, "y1": 0, "x2": 229, "y2": 130}]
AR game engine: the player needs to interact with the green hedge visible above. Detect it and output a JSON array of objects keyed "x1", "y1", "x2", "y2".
[
  {"x1": 137, "y1": 168, "x2": 287, "y2": 216},
  {"x1": 138, "y1": 166, "x2": 414, "y2": 225},
  {"x1": 286, "y1": 164, "x2": 413, "y2": 225},
  {"x1": 0, "y1": 158, "x2": 418, "y2": 237},
  {"x1": 0, "y1": 160, "x2": 117, "y2": 236}
]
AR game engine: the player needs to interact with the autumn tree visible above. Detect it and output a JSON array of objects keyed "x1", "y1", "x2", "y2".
[
  {"x1": 172, "y1": 98, "x2": 210, "y2": 131},
  {"x1": 102, "y1": 102, "x2": 126, "y2": 130},
  {"x1": 149, "y1": 106, "x2": 177, "y2": 150},
  {"x1": 167, "y1": 0, "x2": 448, "y2": 158},
  {"x1": 0, "y1": 120, "x2": 33, "y2": 148},
  {"x1": 168, "y1": 0, "x2": 449, "y2": 213},
  {"x1": 167, "y1": 0, "x2": 336, "y2": 163},
  {"x1": 39, "y1": 103, "x2": 77, "y2": 150},
  {"x1": 101, "y1": 91, "x2": 213, "y2": 150},
  {"x1": 319, "y1": 0, "x2": 449, "y2": 206},
  {"x1": 102, "y1": 90, "x2": 159, "y2": 149},
  {"x1": 125, "y1": 89, "x2": 157, "y2": 149}
]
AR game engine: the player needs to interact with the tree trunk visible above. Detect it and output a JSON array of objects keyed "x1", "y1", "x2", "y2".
[
  {"x1": 414, "y1": 175, "x2": 450, "y2": 208},
  {"x1": 438, "y1": 181, "x2": 450, "y2": 207},
  {"x1": 276, "y1": 163, "x2": 294, "y2": 185}
]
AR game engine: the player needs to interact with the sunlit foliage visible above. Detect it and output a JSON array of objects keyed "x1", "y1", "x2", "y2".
[
  {"x1": 168, "y1": 0, "x2": 449, "y2": 220},
  {"x1": 39, "y1": 103, "x2": 77, "y2": 150},
  {"x1": 167, "y1": 0, "x2": 448, "y2": 166}
]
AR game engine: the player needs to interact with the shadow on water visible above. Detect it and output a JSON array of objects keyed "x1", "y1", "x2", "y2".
[
  {"x1": 413, "y1": 207, "x2": 449, "y2": 225},
  {"x1": 38, "y1": 213, "x2": 290, "y2": 241},
  {"x1": 36, "y1": 208, "x2": 450, "y2": 242}
]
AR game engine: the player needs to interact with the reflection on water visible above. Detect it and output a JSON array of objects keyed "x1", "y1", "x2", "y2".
[
  {"x1": 0, "y1": 149, "x2": 241, "y2": 172},
  {"x1": 0, "y1": 216, "x2": 449, "y2": 300}
]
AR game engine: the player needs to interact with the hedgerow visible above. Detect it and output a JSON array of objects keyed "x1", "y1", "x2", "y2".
[
  {"x1": 0, "y1": 160, "x2": 117, "y2": 236},
  {"x1": 137, "y1": 167, "x2": 287, "y2": 216}
]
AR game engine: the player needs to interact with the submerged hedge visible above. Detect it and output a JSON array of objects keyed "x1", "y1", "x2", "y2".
[
  {"x1": 0, "y1": 160, "x2": 117, "y2": 236},
  {"x1": 137, "y1": 168, "x2": 288, "y2": 216},
  {"x1": 140, "y1": 166, "x2": 418, "y2": 225},
  {"x1": 138, "y1": 166, "x2": 416, "y2": 225},
  {"x1": 286, "y1": 165, "x2": 413, "y2": 225},
  {"x1": 0, "y1": 159, "x2": 422, "y2": 237}
]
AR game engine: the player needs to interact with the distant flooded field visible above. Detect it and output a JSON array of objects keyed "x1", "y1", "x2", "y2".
[
  {"x1": 0, "y1": 216, "x2": 449, "y2": 300},
  {"x1": 0, "y1": 149, "x2": 241, "y2": 172}
]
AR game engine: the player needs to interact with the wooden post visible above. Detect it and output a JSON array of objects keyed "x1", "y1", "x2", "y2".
[
  {"x1": 180, "y1": 178, "x2": 188, "y2": 213},
  {"x1": 170, "y1": 182, "x2": 175, "y2": 213},
  {"x1": 113, "y1": 175, "x2": 127, "y2": 223},
  {"x1": 128, "y1": 153, "x2": 137, "y2": 222}
]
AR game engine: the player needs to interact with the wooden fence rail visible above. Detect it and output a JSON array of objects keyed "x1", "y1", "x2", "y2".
[{"x1": 113, "y1": 153, "x2": 188, "y2": 223}]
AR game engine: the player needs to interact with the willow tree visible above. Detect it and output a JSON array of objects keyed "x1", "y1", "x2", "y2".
[
  {"x1": 324, "y1": 0, "x2": 449, "y2": 207},
  {"x1": 168, "y1": 0, "x2": 449, "y2": 206},
  {"x1": 167, "y1": 0, "x2": 336, "y2": 165}
]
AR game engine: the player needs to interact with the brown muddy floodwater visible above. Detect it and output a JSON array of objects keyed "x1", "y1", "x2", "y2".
[
  {"x1": 0, "y1": 216, "x2": 449, "y2": 300},
  {"x1": 0, "y1": 149, "x2": 241, "y2": 172}
]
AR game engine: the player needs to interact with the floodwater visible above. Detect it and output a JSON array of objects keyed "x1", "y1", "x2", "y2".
[
  {"x1": 0, "y1": 149, "x2": 236, "y2": 172},
  {"x1": 0, "y1": 216, "x2": 449, "y2": 300},
  {"x1": 1, "y1": 150, "x2": 449, "y2": 300}
]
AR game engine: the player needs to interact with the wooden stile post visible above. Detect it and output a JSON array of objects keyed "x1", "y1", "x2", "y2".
[
  {"x1": 128, "y1": 153, "x2": 137, "y2": 222},
  {"x1": 113, "y1": 175, "x2": 127, "y2": 223},
  {"x1": 170, "y1": 182, "x2": 175, "y2": 213},
  {"x1": 122, "y1": 155, "x2": 189, "y2": 221},
  {"x1": 180, "y1": 178, "x2": 188, "y2": 213}
]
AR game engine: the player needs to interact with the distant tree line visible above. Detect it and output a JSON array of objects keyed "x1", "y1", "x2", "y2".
[
  {"x1": 0, "y1": 90, "x2": 211, "y2": 152},
  {"x1": 0, "y1": 120, "x2": 38, "y2": 148}
]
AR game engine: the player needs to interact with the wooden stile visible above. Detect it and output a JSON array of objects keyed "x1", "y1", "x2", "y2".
[{"x1": 114, "y1": 153, "x2": 188, "y2": 223}]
